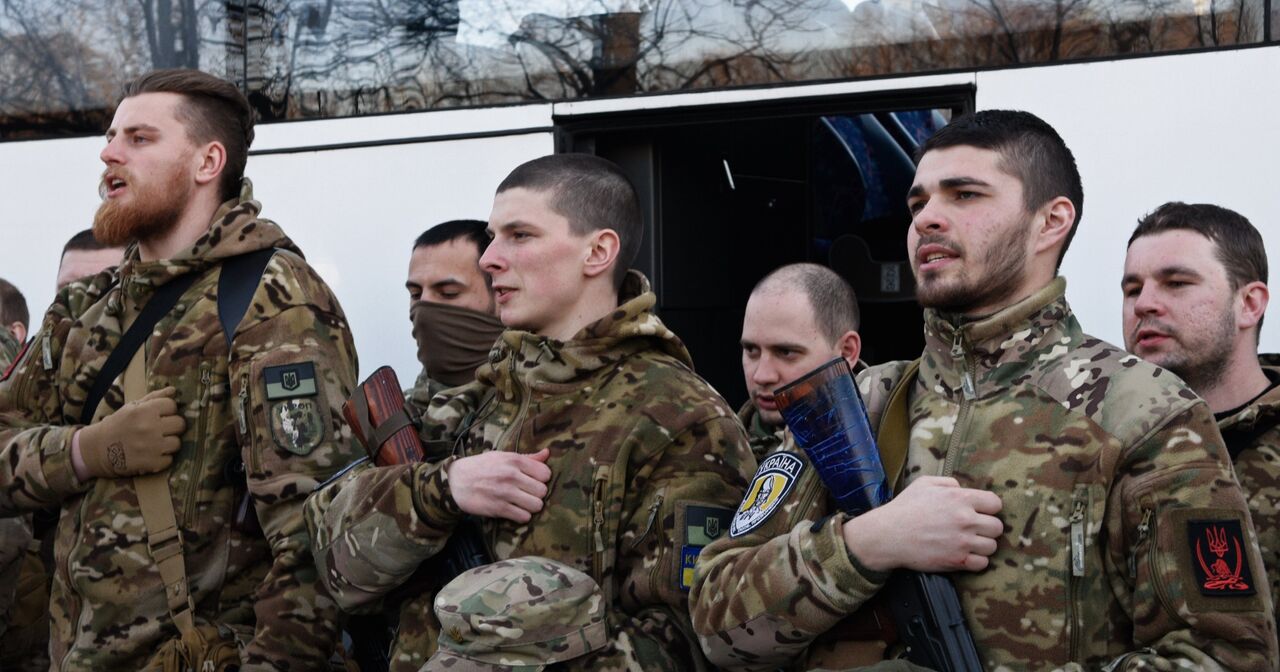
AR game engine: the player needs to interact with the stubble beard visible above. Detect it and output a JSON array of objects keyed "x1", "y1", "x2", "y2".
[
  {"x1": 93, "y1": 167, "x2": 191, "y2": 248},
  {"x1": 915, "y1": 222, "x2": 1032, "y2": 315},
  {"x1": 1148, "y1": 312, "x2": 1236, "y2": 395}
]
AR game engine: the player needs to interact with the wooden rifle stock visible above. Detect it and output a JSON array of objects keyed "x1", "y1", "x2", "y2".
[{"x1": 342, "y1": 365, "x2": 424, "y2": 466}]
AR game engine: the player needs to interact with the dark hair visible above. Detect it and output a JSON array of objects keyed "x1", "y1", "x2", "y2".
[
  {"x1": 496, "y1": 154, "x2": 642, "y2": 289},
  {"x1": 0, "y1": 278, "x2": 28, "y2": 331},
  {"x1": 918, "y1": 110, "x2": 1083, "y2": 269},
  {"x1": 414, "y1": 219, "x2": 491, "y2": 256},
  {"x1": 753, "y1": 263, "x2": 860, "y2": 344},
  {"x1": 119, "y1": 69, "x2": 255, "y2": 202},
  {"x1": 62, "y1": 228, "x2": 118, "y2": 256}
]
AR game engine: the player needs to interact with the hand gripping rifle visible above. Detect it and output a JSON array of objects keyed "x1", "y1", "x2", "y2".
[{"x1": 774, "y1": 358, "x2": 984, "y2": 672}]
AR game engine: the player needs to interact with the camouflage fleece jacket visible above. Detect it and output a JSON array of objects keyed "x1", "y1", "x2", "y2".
[
  {"x1": 0, "y1": 181, "x2": 361, "y2": 671},
  {"x1": 692, "y1": 277, "x2": 1278, "y2": 671},
  {"x1": 738, "y1": 401, "x2": 785, "y2": 463},
  {"x1": 1219, "y1": 356, "x2": 1280, "y2": 641},
  {"x1": 307, "y1": 271, "x2": 756, "y2": 672}
]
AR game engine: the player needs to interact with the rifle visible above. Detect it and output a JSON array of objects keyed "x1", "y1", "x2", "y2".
[
  {"x1": 341, "y1": 366, "x2": 493, "y2": 671},
  {"x1": 774, "y1": 357, "x2": 984, "y2": 672}
]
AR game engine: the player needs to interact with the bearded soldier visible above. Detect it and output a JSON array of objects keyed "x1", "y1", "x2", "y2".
[
  {"x1": 692, "y1": 110, "x2": 1277, "y2": 670},
  {"x1": 306, "y1": 154, "x2": 756, "y2": 672},
  {"x1": 0, "y1": 69, "x2": 360, "y2": 670}
]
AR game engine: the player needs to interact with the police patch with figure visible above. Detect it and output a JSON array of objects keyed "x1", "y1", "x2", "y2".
[
  {"x1": 730, "y1": 452, "x2": 804, "y2": 538},
  {"x1": 1187, "y1": 519, "x2": 1257, "y2": 597},
  {"x1": 264, "y1": 362, "x2": 326, "y2": 455}
]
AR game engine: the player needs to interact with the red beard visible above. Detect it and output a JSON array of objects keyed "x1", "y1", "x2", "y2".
[{"x1": 93, "y1": 166, "x2": 192, "y2": 247}]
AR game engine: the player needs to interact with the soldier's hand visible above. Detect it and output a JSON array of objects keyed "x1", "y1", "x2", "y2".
[
  {"x1": 842, "y1": 476, "x2": 1002, "y2": 573},
  {"x1": 73, "y1": 387, "x2": 186, "y2": 480},
  {"x1": 447, "y1": 448, "x2": 552, "y2": 523}
]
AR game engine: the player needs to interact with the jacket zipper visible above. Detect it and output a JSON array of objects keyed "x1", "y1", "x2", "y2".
[
  {"x1": 1067, "y1": 486, "x2": 1087, "y2": 662},
  {"x1": 942, "y1": 329, "x2": 976, "y2": 476},
  {"x1": 1129, "y1": 508, "x2": 1153, "y2": 580},
  {"x1": 183, "y1": 363, "x2": 213, "y2": 526},
  {"x1": 236, "y1": 373, "x2": 252, "y2": 471},
  {"x1": 629, "y1": 489, "x2": 665, "y2": 551},
  {"x1": 591, "y1": 469, "x2": 609, "y2": 583}
]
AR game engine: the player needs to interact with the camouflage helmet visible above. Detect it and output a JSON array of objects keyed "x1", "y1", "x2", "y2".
[{"x1": 424, "y1": 556, "x2": 608, "y2": 671}]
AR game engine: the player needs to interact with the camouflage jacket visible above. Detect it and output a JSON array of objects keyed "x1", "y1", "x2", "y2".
[
  {"x1": 692, "y1": 277, "x2": 1278, "y2": 671},
  {"x1": 1218, "y1": 357, "x2": 1280, "y2": 641},
  {"x1": 307, "y1": 271, "x2": 756, "y2": 672},
  {"x1": 737, "y1": 401, "x2": 784, "y2": 463},
  {"x1": 0, "y1": 182, "x2": 361, "y2": 671}
]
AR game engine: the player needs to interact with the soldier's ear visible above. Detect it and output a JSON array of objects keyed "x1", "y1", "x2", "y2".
[
  {"x1": 838, "y1": 330, "x2": 861, "y2": 368},
  {"x1": 582, "y1": 228, "x2": 620, "y2": 280},
  {"x1": 193, "y1": 140, "x2": 227, "y2": 189},
  {"x1": 1033, "y1": 196, "x2": 1075, "y2": 257},
  {"x1": 1236, "y1": 280, "x2": 1269, "y2": 333}
]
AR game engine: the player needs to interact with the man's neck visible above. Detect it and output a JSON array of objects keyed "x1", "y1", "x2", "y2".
[
  {"x1": 540, "y1": 283, "x2": 620, "y2": 341},
  {"x1": 138, "y1": 193, "x2": 221, "y2": 262},
  {"x1": 1198, "y1": 351, "x2": 1272, "y2": 414}
]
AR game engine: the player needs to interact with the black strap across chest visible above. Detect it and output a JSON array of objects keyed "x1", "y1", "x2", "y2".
[{"x1": 79, "y1": 248, "x2": 277, "y2": 426}]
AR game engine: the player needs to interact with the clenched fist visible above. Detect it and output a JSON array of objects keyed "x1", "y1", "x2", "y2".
[
  {"x1": 446, "y1": 448, "x2": 552, "y2": 523},
  {"x1": 74, "y1": 387, "x2": 186, "y2": 480}
]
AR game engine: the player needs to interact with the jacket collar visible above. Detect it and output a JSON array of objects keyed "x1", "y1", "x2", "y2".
[{"x1": 920, "y1": 277, "x2": 1079, "y2": 399}]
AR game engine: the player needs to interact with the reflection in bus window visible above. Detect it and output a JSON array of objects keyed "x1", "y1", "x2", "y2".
[{"x1": 0, "y1": 0, "x2": 1269, "y2": 137}]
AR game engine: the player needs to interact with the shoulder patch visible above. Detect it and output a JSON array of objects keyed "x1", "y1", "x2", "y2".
[
  {"x1": 677, "y1": 503, "x2": 734, "y2": 592},
  {"x1": 264, "y1": 361, "x2": 317, "y2": 400},
  {"x1": 1187, "y1": 518, "x2": 1257, "y2": 596},
  {"x1": 730, "y1": 452, "x2": 804, "y2": 538}
]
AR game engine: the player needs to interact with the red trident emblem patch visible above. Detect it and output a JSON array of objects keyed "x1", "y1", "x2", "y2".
[{"x1": 1187, "y1": 519, "x2": 1256, "y2": 596}]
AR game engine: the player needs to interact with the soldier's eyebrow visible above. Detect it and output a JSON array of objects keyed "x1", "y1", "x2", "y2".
[
  {"x1": 907, "y1": 176, "x2": 992, "y2": 200},
  {"x1": 105, "y1": 124, "x2": 160, "y2": 140},
  {"x1": 1121, "y1": 265, "x2": 1205, "y2": 288},
  {"x1": 429, "y1": 277, "x2": 463, "y2": 289}
]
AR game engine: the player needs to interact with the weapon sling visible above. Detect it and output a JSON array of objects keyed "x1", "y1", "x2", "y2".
[
  {"x1": 873, "y1": 358, "x2": 920, "y2": 488},
  {"x1": 82, "y1": 249, "x2": 275, "y2": 653}
]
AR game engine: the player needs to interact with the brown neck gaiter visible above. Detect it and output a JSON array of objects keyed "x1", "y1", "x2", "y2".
[{"x1": 410, "y1": 301, "x2": 506, "y2": 387}]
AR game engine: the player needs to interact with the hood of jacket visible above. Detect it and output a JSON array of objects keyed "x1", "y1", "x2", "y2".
[{"x1": 475, "y1": 270, "x2": 692, "y2": 399}]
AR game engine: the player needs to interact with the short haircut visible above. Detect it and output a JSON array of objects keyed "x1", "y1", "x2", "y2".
[
  {"x1": 918, "y1": 110, "x2": 1083, "y2": 269},
  {"x1": 753, "y1": 263, "x2": 860, "y2": 344},
  {"x1": 1129, "y1": 202, "x2": 1267, "y2": 291},
  {"x1": 496, "y1": 154, "x2": 642, "y2": 288},
  {"x1": 0, "y1": 278, "x2": 28, "y2": 331},
  {"x1": 118, "y1": 69, "x2": 255, "y2": 202},
  {"x1": 62, "y1": 229, "x2": 117, "y2": 256},
  {"x1": 414, "y1": 219, "x2": 491, "y2": 257}
]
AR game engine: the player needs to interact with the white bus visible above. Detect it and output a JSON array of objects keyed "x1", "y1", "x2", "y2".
[{"x1": 1, "y1": 2, "x2": 1277, "y2": 405}]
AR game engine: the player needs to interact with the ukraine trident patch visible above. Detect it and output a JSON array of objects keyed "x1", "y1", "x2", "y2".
[{"x1": 1187, "y1": 519, "x2": 1256, "y2": 597}]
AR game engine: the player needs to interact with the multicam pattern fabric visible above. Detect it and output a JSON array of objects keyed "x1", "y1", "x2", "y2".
[
  {"x1": 306, "y1": 271, "x2": 756, "y2": 672},
  {"x1": 0, "y1": 180, "x2": 361, "y2": 671},
  {"x1": 1219, "y1": 356, "x2": 1280, "y2": 640},
  {"x1": 429, "y1": 556, "x2": 607, "y2": 670},
  {"x1": 692, "y1": 277, "x2": 1278, "y2": 671},
  {"x1": 737, "y1": 400, "x2": 785, "y2": 463}
]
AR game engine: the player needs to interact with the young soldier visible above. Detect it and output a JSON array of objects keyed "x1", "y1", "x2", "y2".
[
  {"x1": 306, "y1": 154, "x2": 756, "y2": 672},
  {"x1": 692, "y1": 110, "x2": 1277, "y2": 670},
  {"x1": 1123, "y1": 201, "x2": 1280, "y2": 639},
  {"x1": 0, "y1": 69, "x2": 360, "y2": 670},
  {"x1": 739, "y1": 263, "x2": 861, "y2": 461},
  {"x1": 404, "y1": 219, "x2": 503, "y2": 403}
]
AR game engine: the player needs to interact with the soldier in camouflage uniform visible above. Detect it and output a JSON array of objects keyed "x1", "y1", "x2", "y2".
[
  {"x1": 0, "y1": 276, "x2": 31, "y2": 654},
  {"x1": 403, "y1": 219, "x2": 503, "y2": 415},
  {"x1": 692, "y1": 110, "x2": 1278, "y2": 670},
  {"x1": 0, "y1": 69, "x2": 361, "y2": 670},
  {"x1": 0, "y1": 277, "x2": 28, "y2": 372},
  {"x1": 306, "y1": 154, "x2": 756, "y2": 672},
  {"x1": 1122, "y1": 201, "x2": 1280, "y2": 644},
  {"x1": 738, "y1": 263, "x2": 861, "y2": 463}
]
